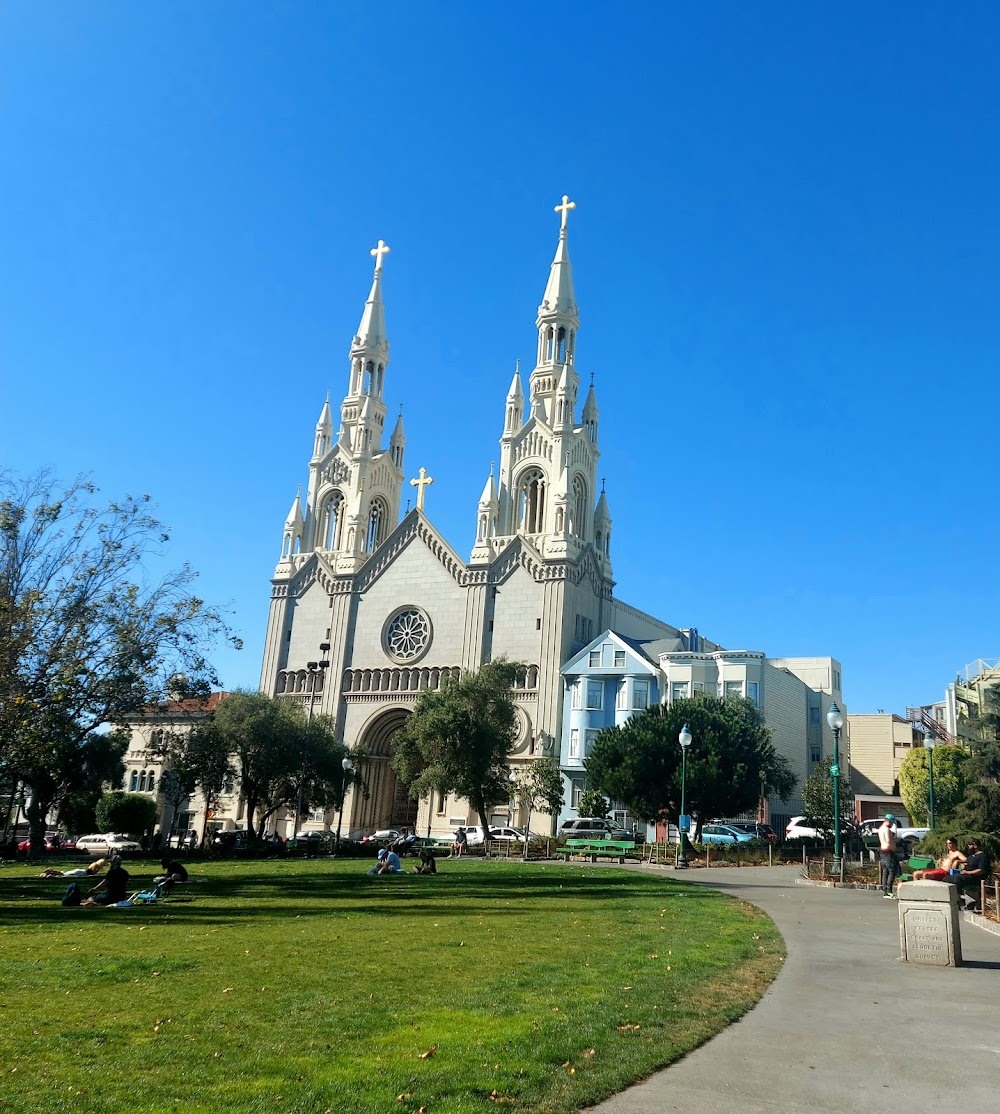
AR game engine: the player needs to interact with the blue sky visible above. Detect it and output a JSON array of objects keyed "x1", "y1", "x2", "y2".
[{"x1": 2, "y1": 4, "x2": 998, "y2": 716}]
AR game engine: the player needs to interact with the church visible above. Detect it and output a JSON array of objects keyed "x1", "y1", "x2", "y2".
[{"x1": 257, "y1": 198, "x2": 842, "y2": 839}]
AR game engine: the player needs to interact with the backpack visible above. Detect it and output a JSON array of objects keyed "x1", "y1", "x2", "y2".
[{"x1": 62, "y1": 882, "x2": 81, "y2": 907}]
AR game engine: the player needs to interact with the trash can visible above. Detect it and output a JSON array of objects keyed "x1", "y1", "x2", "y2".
[{"x1": 897, "y1": 880, "x2": 963, "y2": 967}]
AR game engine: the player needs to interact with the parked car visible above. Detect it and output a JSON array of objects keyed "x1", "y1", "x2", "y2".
[
  {"x1": 167, "y1": 829, "x2": 200, "y2": 850},
  {"x1": 463, "y1": 825, "x2": 541, "y2": 846},
  {"x1": 17, "y1": 832, "x2": 76, "y2": 852},
  {"x1": 858, "y1": 819, "x2": 927, "y2": 849},
  {"x1": 558, "y1": 817, "x2": 643, "y2": 843},
  {"x1": 701, "y1": 823, "x2": 756, "y2": 845},
  {"x1": 369, "y1": 828, "x2": 401, "y2": 844},
  {"x1": 75, "y1": 833, "x2": 141, "y2": 854},
  {"x1": 711, "y1": 820, "x2": 776, "y2": 842}
]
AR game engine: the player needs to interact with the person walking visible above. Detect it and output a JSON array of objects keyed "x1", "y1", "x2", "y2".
[{"x1": 878, "y1": 814, "x2": 900, "y2": 898}]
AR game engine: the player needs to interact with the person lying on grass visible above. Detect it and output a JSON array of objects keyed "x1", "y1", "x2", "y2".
[{"x1": 40, "y1": 858, "x2": 106, "y2": 880}]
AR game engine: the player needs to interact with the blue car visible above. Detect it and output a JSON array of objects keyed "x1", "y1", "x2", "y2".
[{"x1": 700, "y1": 823, "x2": 755, "y2": 845}]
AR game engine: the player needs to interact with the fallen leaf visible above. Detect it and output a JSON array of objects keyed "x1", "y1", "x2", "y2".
[
  {"x1": 419, "y1": 1045, "x2": 437, "y2": 1060},
  {"x1": 222, "y1": 987, "x2": 234, "y2": 993},
  {"x1": 397, "y1": 1092, "x2": 412, "y2": 1101}
]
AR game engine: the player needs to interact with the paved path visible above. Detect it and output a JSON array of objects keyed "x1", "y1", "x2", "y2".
[{"x1": 587, "y1": 866, "x2": 1000, "y2": 1113}]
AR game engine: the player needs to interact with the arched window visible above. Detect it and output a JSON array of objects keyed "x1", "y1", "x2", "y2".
[
  {"x1": 138, "y1": 770, "x2": 147, "y2": 792},
  {"x1": 323, "y1": 491, "x2": 344, "y2": 551},
  {"x1": 148, "y1": 770, "x2": 156, "y2": 793},
  {"x1": 517, "y1": 468, "x2": 546, "y2": 534},
  {"x1": 366, "y1": 497, "x2": 388, "y2": 553},
  {"x1": 557, "y1": 327, "x2": 566, "y2": 361},
  {"x1": 364, "y1": 361, "x2": 374, "y2": 392},
  {"x1": 129, "y1": 770, "x2": 139, "y2": 792},
  {"x1": 572, "y1": 475, "x2": 587, "y2": 537}
]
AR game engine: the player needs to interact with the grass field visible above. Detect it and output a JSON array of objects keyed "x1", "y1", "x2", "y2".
[{"x1": 0, "y1": 857, "x2": 784, "y2": 1114}]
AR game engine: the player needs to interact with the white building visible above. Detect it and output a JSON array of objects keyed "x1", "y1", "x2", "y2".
[
  {"x1": 560, "y1": 631, "x2": 844, "y2": 834},
  {"x1": 254, "y1": 198, "x2": 845, "y2": 839}
]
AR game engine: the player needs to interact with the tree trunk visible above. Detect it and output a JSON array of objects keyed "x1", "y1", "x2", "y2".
[{"x1": 26, "y1": 795, "x2": 48, "y2": 856}]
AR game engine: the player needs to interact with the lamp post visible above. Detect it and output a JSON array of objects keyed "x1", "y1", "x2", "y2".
[
  {"x1": 677, "y1": 722, "x2": 692, "y2": 869},
  {"x1": 826, "y1": 703, "x2": 844, "y2": 875},
  {"x1": 293, "y1": 642, "x2": 330, "y2": 839},
  {"x1": 923, "y1": 725, "x2": 936, "y2": 829},
  {"x1": 335, "y1": 755, "x2": 353, "y2": 855}
]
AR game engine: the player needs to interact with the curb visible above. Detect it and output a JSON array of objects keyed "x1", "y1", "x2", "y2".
[{"x1": 795, "y1": 877, "x2": 881, "y2": 891}]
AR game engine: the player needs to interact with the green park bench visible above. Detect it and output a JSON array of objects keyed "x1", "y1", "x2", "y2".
[
  {"x1": 562, "y1": 838, "x2": 636, "y2": 863},
  {"x1": 899, "y1": 855, "x2": 936, "y2": 882},
  {"x1": 419, "y1": 837, "x2": 456, "y2": 855}
]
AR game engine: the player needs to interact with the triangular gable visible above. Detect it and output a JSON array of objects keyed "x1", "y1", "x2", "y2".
[
  {"x1": 561, "y1": 629, "x2": 661, "y2": 676},
  {"x1": 354, "y1": 509, "x2": 467, "y2": 593}
]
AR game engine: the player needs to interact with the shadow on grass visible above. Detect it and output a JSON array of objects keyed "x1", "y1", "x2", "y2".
[{"x1": 1, "y1": 861, "x2": 724, "y2": 926}]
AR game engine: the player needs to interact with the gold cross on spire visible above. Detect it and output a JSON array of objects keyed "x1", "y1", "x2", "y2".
[
  {"x1": 409, "y1": 467, "x2": 434, "y2": 511},
  {"x1": 554, "y1": 194, "x2": 576, "y2": 231},
  {"x1": 370, "y1": 239, "x2": 391, "y2": 274}
]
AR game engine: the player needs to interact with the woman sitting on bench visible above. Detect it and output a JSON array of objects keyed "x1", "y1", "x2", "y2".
[{"x1": 912, "y1": 837, "x2": 966, "y2": 881}]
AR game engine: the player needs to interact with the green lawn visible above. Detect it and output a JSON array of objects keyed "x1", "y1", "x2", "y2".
[{"x1": 0, "y1": 857, "x2": 783, "y2": 1114}]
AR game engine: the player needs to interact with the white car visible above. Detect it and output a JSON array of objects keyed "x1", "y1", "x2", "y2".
[
  {"x1": 784, "y1": 816, "x2": 846, "y2": 841},
  {"x1": 75, "y1": 833, "x2": 141, "y2": 854},
  {"x1": 462, "y1": 825, "x2": 539, "y2": 846}
]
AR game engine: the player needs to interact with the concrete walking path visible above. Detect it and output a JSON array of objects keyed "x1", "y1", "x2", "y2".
[{"x1": 587, "y1": 865, "x2": 1000, "y2": 1113}]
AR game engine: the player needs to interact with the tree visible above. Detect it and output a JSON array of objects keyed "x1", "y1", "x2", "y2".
[
  {"x1": 95, "y1": 790, "x2": 157, "y2": 837},
  {"x1": 0, "y1": 471, "x2": 239, "y2": 850},
  {"x1": 512, "y1": 756, "x2": 565, "y2": 845},
  {"x1": 801, "y1": 763, "x2": 854, "y2": 839},
  {"x1": 393, "y1": 658, "x2": 525, "y2": 834},
  {"x1": 951, "y1": 685, "x2": 1000, "y2": 834},
  {"x1": 585, "y1": 695, "x2": 794, "y2": 836},
  {"x1": 898, "y1": 745, "x2": 968, "y2": 826},
  {"x1": 197, "y1": 691, "x2": 347, "y2": 840},
  {"x1": 576, "y1": 788, "x2": 610, "y2": 820}
]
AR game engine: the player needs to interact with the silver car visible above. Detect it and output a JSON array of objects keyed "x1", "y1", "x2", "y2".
[{"x1": 74, "y1": 833, "x2": 141, "y2": 854}]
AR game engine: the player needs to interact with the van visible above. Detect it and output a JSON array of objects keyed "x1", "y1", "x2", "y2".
[{"x1": 559, "y1": 817, "x2": 637, "y2": 842}]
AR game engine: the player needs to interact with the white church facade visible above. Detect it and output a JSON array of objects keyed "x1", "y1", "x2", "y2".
[{"x1": 257, "y1": 198, "x2": 844, "y2": 839}]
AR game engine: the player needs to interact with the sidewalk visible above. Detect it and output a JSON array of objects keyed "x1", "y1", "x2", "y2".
[{"x1": 587, "y1": 865, "x2": 1000, "y2": 1114}]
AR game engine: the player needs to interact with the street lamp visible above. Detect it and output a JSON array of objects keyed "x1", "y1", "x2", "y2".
[
  {"x1": 293, "y1": 642, "x2": 331, "y2": 839},
  {"x1": 335, "y1": 755, "x2": 353, "y2": 855},
  {"x1": 677, "y1": 722, "x2": 692, "y2": 869},
  {"x1": 826, "y1": 703, "x2": 845, "y2": 875},
  {"x1": 923, "y1": 725, "x2": 937, "y2": 829}
]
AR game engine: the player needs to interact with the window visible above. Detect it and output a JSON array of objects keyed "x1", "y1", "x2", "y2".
[
  {"x1": 366, "y1": 497, "x2": 388, "y2": 553},
  {"x1": 129, "y1": 770, "x2": 139, "y2": 792},
  {"x1": 589, "y1": 649, "x2": 602, "y2": 668},
  {"x1": 725, "y1": 680, "x2": 743, "y2": 700},
  {"x1": 571, "y1": 783, "x2": 583, "y2": 807},
  {"x1": 810, "y1": 745, "x2": 822, "y2": 763},
  {"x1": 692, "y1": 681, "x2": 704, "y2": 693},
  {"x1": 518, "y1": 468, "x2": 546, "y2": 533},
  {"x1": 569, "y1": 728, "x2": 580, "y2": 758},
  {"x1": 747, "y1": 681, "x2": 759, "y2": 705},
  {"x1": 616, "y1": 682, "x2": 627, "y2": 710},
  {"x1": 571, "y1": 681, "x2": 582, "y2": 709},
  {"x1": 613, "y1": 649, "x2": 626, "y2": 669},
  {"x1": 323, "y1": 491, "x2": 344, "y2": 550},
  {"x1": 809, "y1": 707, "x2": 821, "y2": 725},
  {"x1": 585, "y1": 680, "x2": 603, "y2": 710},
  {"x1": 833, "y1": 670, "x2": 841, "y2": 691},
  {"x1": 138, "y1": 770, "x2": 147, "y2": 792},
  {"x1": 671, "y1": 681, "x2": 689, "y2": 703},
  {"x1": 584, "y1": 729, "x2": 598, "y2": 755},
  {"x1": 571, "y1": 474, "x2": 587, "y2": 536},
  {"x1": 633, "y1": 681, "x2": 650, "y2": 709},
  {"x1": 147, "y1": 770, "x2": 156, "y2": 793}
]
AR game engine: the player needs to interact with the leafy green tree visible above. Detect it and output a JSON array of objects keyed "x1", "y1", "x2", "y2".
[
  {"x1": 898, "y1": 744, "x2": 968, "y2": 826},
  {"x1": 801, "y1": 763, "x2": 854, "y2": 839},
  {"x1": 393, "y1": 658, "x2": 525, "y2": 834},
  {"x1": 197, "y1": 691, "x2": 346, "y2": 840},
  {"x1": 951, "y1": 686, "x2": 1000, "y2": 835},
  {"x1": 0, "y1": 471, "x2": 239, "y2": 851},
  {"x1": 512, "y1": 756, "x2": 565, "y2": 844},
  {"x1": 95, "y1": 790, "x2": 157, "y2": 837},
  {"x1": 585, "y1": 695, "x2": 794, "y2": 836},
  {"x1": 576, "y1": 789, "x2": 610, "y2": 820}
]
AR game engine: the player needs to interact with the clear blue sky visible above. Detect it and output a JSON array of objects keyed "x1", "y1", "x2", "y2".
[{"x1": 2, "y1": 4, "x2": 998, "y2": 716}]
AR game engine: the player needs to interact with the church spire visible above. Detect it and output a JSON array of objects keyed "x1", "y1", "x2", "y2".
[
  {"x1": 530, "y1": 196, "x2": 580, "y2": 421},
  {"x1": 538, "y1": 195, "x2": 579, "y2": 329}
]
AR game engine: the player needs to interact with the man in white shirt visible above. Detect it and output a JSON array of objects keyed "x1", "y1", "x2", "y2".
[{"x1": 878, "y1": 814, "x2": 900, "y2": 898}]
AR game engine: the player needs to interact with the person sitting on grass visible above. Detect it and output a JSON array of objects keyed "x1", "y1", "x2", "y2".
[
  {"x1": 82, "y1": 857, "x2": 130, "y2": 906},
  {"x1": 40, "y1": 858, "x2": 106, "y2": 880},
  {"x1": 155, "y1": 858, "x2": 189, "y2": 890},
  {"x1": 912, "y1": 837, "x2": 966, "y2": 881},
  {"x1": 367, "y1": 848, "x2": 404, "y2": 875},
  {"x1": 413, "y1": 849, "x2": 437, "y2": 875}
]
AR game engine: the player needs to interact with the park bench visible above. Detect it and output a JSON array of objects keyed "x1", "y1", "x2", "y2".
[
  {"x1": 562, "y1": 838, "x2": 636, "y2": 863},
  {"x1": 419, "y1": 837, "x2": 458, "y2": 855},
  {"x1": 898, "y1": 855, "x2": 936, "y2": 882}
]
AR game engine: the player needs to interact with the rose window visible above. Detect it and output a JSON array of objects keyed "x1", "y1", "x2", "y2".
[{"x1": 383, "y1": 607, "x2": 432, "y2": 664}]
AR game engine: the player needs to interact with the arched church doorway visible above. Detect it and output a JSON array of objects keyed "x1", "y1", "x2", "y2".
[{"x1": 348, "y1": 707, "x2": 418, "y2": 833}]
